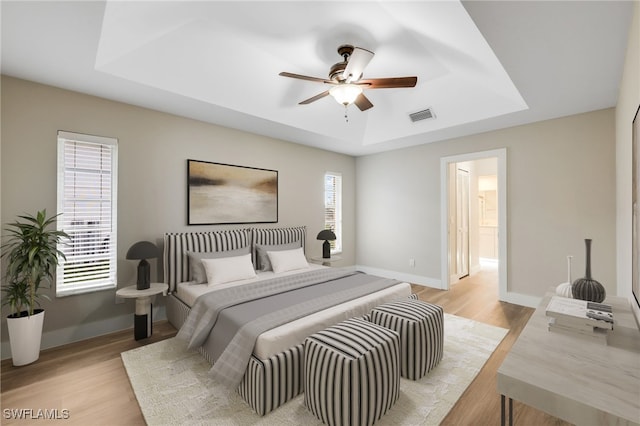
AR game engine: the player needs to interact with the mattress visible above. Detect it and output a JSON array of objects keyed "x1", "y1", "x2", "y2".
[{"x1": 175, "y1": 265, "x2": 412, "y2": 359}]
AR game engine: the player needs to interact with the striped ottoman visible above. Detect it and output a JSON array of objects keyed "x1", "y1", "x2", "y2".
[
  {"x1": 369, "y1": 299, "x2": 443, "y2": 380},
  {"x1": 303, "y1": 318, "x2": 401, "y2": 426}
]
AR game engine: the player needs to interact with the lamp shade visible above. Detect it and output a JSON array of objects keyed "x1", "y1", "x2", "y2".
[
  {"x1": 317, "y1": 230, "x2": 337, "y2": 241},
  {"x1": 126, "y1": 241, "x2": 159, "y2": 260}
]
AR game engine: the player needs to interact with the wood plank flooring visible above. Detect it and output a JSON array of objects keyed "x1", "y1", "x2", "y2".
[{"x1": 1, "y1": 267, "x2": 570, "y2": 425}]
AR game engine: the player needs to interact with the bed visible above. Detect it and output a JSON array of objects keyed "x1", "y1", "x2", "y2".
[{"x1": 164, "y1": 226, "x2": 412, "y2": 415}]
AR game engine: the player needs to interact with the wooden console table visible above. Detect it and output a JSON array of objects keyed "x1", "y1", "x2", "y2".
[{"x1": 497, "y1": 290, "x2": 640, "y2": 425}]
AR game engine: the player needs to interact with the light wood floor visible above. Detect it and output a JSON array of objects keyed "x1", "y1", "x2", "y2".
[{"x1": 1, "y1": 267, "x2": 570, "y2": 425}]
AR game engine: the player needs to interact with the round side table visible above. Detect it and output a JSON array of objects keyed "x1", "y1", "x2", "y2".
[
  {"x1": 310, "y1": 255, "x2": 343, "y2": 267},
  {"x1": 116, "y1": 283, "x2": 168, "y2": 340}
]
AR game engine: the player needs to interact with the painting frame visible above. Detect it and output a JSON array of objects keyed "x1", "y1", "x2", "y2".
[
  {"x1": 632, "y1": 104, "x2": 640, "y2": 310},
  {"x1": 187, "y1": 159, "x2": 278, "y2": 225}
]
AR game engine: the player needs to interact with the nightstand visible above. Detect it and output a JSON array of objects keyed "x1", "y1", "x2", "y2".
[{"x1": 116, "y1": 283, "x2": 168, "y2": 340}]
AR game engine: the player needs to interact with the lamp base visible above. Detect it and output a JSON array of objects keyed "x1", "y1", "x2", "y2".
[
  {"x1": 136, "y1": 259, "x2": 151, "y2": 290},
  {"x1": 322, "y1": 240, "x2": 331, "y2": 259}
]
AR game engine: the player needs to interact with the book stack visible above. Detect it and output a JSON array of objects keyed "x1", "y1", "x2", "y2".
[{"x1": 545, "y1": 296, "x2": 614, "y2": 345}]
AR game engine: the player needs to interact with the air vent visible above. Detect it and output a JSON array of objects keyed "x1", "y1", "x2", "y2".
[{"x1": 409, "y1": 108, "x2": 435, "y2": 123}]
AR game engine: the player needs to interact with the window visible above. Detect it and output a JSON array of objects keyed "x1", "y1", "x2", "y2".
[
  {"x1": 56, "y1": 131, "x2": 118, "y2": 296},
  {"x1": 324, "y1": 172, "x2": 342, "y2": 253}
]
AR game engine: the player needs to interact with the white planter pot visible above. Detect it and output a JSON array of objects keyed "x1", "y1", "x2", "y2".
[{"x1": 7, "y1": 309, "x2": 45, "y2": 366}]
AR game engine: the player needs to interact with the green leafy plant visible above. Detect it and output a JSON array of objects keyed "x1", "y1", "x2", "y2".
[{"x1": 1, "y1": 209, "x2": 69, "y2": 318}]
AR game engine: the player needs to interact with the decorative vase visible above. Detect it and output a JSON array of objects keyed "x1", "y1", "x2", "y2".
[
  {"x1": 556, "y1": 282, "x2": 573, "y2": 298},
  {"x1": 555, "y1": 255, "x2": 574, "y2": 298},
  {"x1": 571, "y1": 239, "x2": 606, "y2": 303}
]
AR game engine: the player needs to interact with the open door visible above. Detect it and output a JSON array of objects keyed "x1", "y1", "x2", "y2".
[{"x1": 456, "y1": 168, "x2": 470, "y2": 279}]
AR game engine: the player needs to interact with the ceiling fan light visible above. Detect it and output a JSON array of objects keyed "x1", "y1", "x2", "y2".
[{"x1": 329, "y1": 84, "x2": 363, "y2": 105}]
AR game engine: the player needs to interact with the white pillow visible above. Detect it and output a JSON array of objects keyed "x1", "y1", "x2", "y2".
[
  {"x1": 201, "y1": 253, "x2": 256, "y2": 286},
  {"x1": 255, "y1": 240, "x2": 301, "y2": 271},
  {"x1": 187, "y1": 246, "x2": 251, "y2": 284},
  {"x1": 267, "y1": 247, "x2": 309, "y2": 274}
]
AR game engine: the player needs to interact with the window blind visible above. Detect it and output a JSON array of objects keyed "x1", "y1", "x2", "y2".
[
  {"x1": 324, "y1": 172, "x2": 342, "y2": 253},
  {"x1": 56, "y1": 131, "x2": 118, "y2": 296}
]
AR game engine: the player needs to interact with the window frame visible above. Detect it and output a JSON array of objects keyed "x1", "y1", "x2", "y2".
[
  {"x1": 324, "y1": 171, "x2": 343, "y2": 254},
  {"x1": 56, "y1": 131, "x2": 118, "y2": 297}
]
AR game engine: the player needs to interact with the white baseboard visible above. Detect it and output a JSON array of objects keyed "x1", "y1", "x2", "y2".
[
  {"x1": 356, "y1": 265, "x2": 442, "y2": 289},
  {"x1": 502, "y1": 291, "x2": 541, "y2": 308}
]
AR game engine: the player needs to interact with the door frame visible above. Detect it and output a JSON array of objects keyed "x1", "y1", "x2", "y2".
[{"x1": 440, "y1": 148, "x2": 508, "y2": 301}]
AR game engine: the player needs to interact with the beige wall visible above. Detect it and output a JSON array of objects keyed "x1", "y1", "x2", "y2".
[
  {"x1": 0, "y1": 76, "x2": 356, "y2": 354},
  {"x1": 356, "y1": 108, "x2": 617, "y2": 304},
  {"x1": 615, "y1": 2, "x2": 640, "y2": 321}
]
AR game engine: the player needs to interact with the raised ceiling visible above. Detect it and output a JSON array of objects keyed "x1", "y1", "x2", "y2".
[{"x1": 1, "y1": 1, "x2": 633, "y2": 156}]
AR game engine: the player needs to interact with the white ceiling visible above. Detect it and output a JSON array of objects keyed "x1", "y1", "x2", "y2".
[{"x1": 0, "y1": 1, "x2": 633, "y2": 156}]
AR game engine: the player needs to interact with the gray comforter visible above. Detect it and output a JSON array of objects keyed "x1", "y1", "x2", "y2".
[{"x1": 177, "y1": 268, "x2": 400, "y2": 390}]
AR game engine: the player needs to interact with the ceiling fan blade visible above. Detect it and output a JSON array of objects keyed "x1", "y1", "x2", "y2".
[
  {"x1": 354, "y1": 93, "x2": 373, "y2": 111},
  {"x1": 299, "y1": 90, "x2": 330, "y2": 105},
  {"x1": 358, "y1": 76, "x2": 417, "y2": 88},
  {"x1": 279, "y1": 72, "x2": 334, "y2": 85},
  {"x1": 343, "y1": 47, "x2": 374, "y2": 83}
]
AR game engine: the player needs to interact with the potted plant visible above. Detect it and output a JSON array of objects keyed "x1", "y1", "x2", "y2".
[{"x1": 2, "y1": 209, "x2": 68, "y2": 366}]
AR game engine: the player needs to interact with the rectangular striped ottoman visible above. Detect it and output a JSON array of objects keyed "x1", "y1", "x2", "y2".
[
  {"x1": 303, "y1": 318, "x2": 401, "y2": 426},
  {"x1": 369, "y1": 299, "x2": 443, "y2": 380}
]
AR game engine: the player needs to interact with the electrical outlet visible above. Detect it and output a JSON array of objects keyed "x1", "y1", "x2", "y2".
[{"x1": 409, "y1": 258, "x2": 415, "y2": 267}]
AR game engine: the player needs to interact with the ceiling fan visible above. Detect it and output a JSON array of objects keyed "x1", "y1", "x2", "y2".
[{"x1": 279, "y1": 44, "x2": 417, "y2": 112}]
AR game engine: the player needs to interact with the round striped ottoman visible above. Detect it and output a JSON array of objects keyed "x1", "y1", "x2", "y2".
[
  {"x1": 303, "y1": 317, "x2": 401, "y2": 426},
  {"x1": 369, "y1": 298, "x2": 444, "y2": 380}
]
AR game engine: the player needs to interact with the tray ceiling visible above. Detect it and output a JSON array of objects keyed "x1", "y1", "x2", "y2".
[{"x1": 1, "y1": 1, "x2": 633, "y2": 155}]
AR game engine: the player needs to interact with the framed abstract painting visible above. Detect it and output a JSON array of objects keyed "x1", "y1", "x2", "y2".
[{"x1": 187, "y1": 159, "x2": 278, "y2": 225}]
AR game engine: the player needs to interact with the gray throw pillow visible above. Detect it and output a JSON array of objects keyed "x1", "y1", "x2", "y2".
[
  {"x1": 255, "y1": 240, "x2": 301, "y2": 271},
  {"x1": 187, "y1": 246, "x2": 251, "y2": 284}
]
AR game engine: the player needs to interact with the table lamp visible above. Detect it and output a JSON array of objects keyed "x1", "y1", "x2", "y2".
[
  {"x1": 317, "y1": 229, "x2": 337, "y2": 259},
  {"x1": 126, "y1": 241, "x2": 159, "y2": 290}
]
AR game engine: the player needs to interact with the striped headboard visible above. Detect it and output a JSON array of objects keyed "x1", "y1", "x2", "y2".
[
  {"x1": 251, "y1": 226, "x2": 306, "y2": 266},
  {"x1": 163, "y1": 226, "x2": 306, "y2": 292},
  {"x1": 163, "y1": 229, "x2": 251, "y2": 292}
]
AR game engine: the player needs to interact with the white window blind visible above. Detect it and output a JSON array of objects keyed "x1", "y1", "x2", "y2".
[
  {"x1": 324, "y1": 172, "x2": 342, "y2": 253},
  {"x1": 56, "y1": 131, "x2": 118, "y2": 296}
]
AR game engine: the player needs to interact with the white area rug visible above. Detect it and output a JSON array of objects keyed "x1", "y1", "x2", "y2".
[{"x1": 121, "y1": 314, "x2": 507, "y2": 425}]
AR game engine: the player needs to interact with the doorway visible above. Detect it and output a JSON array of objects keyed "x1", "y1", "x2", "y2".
[{"x1": 440, "y1": 149, "x2": 507, "y2": 301}]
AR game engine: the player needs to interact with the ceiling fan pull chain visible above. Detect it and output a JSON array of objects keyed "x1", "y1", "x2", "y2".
[{"x1": 344, "y1": 105, "x2": 349, "y2": 122}]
